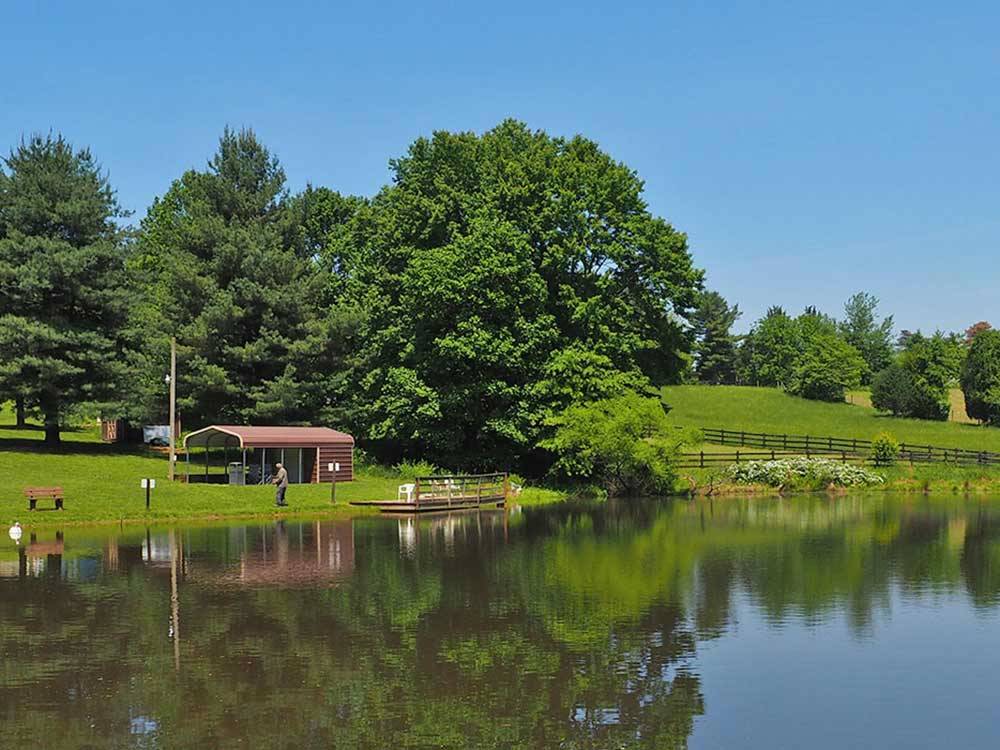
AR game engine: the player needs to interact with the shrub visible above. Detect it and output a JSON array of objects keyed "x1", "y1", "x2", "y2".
[
  {"x1": 961, "y1": 329, "x2": 1000, "y2": 425},
  {"x1": 394, "y1": 460, "x2": 441, "y2": 478},
  {"x1": 870, "y1": 364, "x2": 948, "y2": 420},
  {"x1": 540, "y1": 392, "x2": 686, "y2": 496},
  {"x1": 870, "y1": 432, "x2": 900, "y2": 466},
  {"x1": 727, "y1": 457, "x2": 883, "y2": 487},
  {"x1": 787, "y1": 334, "x2": 867, "y2": 402},
  {"x1": 870, "y1": 364, "x2": 916, "y2": 416}
]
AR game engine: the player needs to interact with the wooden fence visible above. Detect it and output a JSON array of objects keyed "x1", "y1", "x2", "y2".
[
  {"x1": 697, "y1": 427, "x2": 1000, "y2": 467},
  {"x1": 677, "y1": 450, "x2": 863, "y2": 469}
]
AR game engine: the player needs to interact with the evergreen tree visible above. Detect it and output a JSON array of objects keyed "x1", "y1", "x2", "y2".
[
  {"x1": 0, "y1": 134, "x2": 130, "y2": 444},
  {"x1": 840, "y1": 292, "x2": 893, "y2": 382},
  {"x1": 691, "y1": 291, "x2": 740, "y2": 384},
  {"x1": 128, "y1": 128, "x2": 360, "y2": 427}
]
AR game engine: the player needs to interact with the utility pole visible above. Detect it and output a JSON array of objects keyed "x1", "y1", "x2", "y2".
[{"x1": 168, "y1": 337, "x2": 177, "y2": 481}]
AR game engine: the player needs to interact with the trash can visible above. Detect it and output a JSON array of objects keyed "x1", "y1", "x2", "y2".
[{"x1": 227, "y1": 462, "x2": 245, "y2": 486}]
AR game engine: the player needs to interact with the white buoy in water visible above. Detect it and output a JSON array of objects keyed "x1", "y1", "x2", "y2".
[{"x1": 9, "y1": 522, "x2": 22, "y2": 544}]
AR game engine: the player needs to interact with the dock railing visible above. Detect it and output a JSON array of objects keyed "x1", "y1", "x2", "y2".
[{"x1": 412, "y1": 473, "x2": 509, "y2": 509}]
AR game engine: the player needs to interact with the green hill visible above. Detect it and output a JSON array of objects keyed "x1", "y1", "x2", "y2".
[{"x1": 663, "y1": 385, "x2": 1000, "y2": 453}]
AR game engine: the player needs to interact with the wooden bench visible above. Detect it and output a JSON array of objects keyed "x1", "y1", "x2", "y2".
[{"x1": 23, "y1": 486, "x2": 64, "y2": 511}]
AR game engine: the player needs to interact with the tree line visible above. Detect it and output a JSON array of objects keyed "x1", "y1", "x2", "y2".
[
  {"x1": 0, "y1": 124, "x2": 703, "y2": 476},
  {"x1": 5, "y1": 125, "x2": 998, "y2": 480},
  {"x1": 691, "y1": 288, "x2": 1000, "y2": 424}
]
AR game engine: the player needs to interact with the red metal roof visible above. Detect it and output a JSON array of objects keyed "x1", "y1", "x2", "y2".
[{"x1": 184, "y1": 425, "x2": 354, "y2": 449}]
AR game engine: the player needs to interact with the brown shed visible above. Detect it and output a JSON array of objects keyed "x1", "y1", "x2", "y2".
[{"x1": 183, "y1": 425, "x2": 354, "y2": 485}]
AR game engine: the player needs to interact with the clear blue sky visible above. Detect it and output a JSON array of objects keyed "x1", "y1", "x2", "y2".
[{"x1": 4, "y1": 0, "x2": 998, "y2": 334}]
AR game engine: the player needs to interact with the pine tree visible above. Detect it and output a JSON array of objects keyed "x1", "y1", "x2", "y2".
[
  {"x1": 127, "y1": 128, "x2": 359, "y2": 427},
  {"x1": 0, "y1": 134, "x2": 130, "y2": 444},
  {"x1": 840, "y1": 292, "x2": 893, "y2": 382},
  {"x1": 691, "y1": 291, "x2": 741, "y2": 384}
]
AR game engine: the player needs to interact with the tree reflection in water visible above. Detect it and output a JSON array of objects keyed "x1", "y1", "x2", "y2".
[{"x1": 3, "y1": 496, "x2": 1000, "y2": 748}]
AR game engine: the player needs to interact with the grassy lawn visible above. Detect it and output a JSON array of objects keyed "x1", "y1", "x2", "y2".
[
  {"x1": 1, "y1": 406, "x2": 564, "y2": 526},
  {"x1": 664, "y1": 385, "x2": 1000, "y2": 452}
]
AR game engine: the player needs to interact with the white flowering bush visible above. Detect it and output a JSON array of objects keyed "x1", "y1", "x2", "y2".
[{"x1": 727, "y1": 457, "x2": 884, "y2": 487}]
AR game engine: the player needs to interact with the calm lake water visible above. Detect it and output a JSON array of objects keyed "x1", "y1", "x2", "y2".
[{"x1": 3, "y1": 496, "x2": 1000, "y2": 749}]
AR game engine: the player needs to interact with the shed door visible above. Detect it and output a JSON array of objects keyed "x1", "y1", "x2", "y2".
[{"x1": 282, "y1": 448, "x2": 303, "y2": 483}]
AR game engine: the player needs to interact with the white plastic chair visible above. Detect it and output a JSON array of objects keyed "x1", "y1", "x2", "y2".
[{"x1": 397, "y1": 483, "x2": 415, "y2": 502}]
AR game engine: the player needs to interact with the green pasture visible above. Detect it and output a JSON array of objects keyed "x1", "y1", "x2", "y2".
[{"x1": 665, "y1": 385, "x2": 1000, "y2": 452}]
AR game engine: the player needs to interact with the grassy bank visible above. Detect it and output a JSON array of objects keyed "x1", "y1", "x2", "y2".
[
  {"x1": 664, "y1": 385, "x2": 1000, "y2": 452},
  {"x1": 0, "y1": 409, "x2": 565, "y2": 527}
]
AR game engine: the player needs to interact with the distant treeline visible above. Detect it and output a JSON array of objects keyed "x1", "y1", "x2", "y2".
[
  {"x1": 0, "y1": 122, "x2": 702, "y2": 474},
  {"x1": 690, "y1": 290, "x2": 1000, "y2": 425}
]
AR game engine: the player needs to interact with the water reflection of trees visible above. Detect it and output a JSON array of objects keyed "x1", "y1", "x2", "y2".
[{"x1": 3, "y1": 498, "x2": 1000, "y2": 747}]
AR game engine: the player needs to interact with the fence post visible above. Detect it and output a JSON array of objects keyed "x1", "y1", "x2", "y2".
[
  {"x1": 805, "y1": 435, "x2": 811, "y2": 451},
  {"x1": 740, "y1": 430, "x2": 745, "y2": 445},
  {"x1": 720, "y1": 428, "x2": 726, "y2": 445},
  {"x1": 700, "y1": 451, "x2": 704, "y2": 469},
  {"x1": 852, "y1": 438, "x2": 857, "y2": 452},
  {"x1": 783, "y1": 434, "x2": 788, "y2": 450},
  {"x1": 828, "y1": 437, "x2": 833, "y2": 450},
  {"x1": 771, "y1": 449, "x2": 775, "y2": 460},
  {"x1": 736, "y1": 449, "x2": 741, "y2": 464}
]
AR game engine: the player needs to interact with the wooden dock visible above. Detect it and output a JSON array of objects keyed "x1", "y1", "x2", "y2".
[{"x1": 351, "y1": 473, "x2": 509, "y2": 513}]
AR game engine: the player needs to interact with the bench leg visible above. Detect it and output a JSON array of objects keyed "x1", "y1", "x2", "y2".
[
  {"x1": 56, "y1": 498, "x2": 64, "y2": 510},
  {"x1": 29, "y1": 497, "x2": 36, "y2": 511}
]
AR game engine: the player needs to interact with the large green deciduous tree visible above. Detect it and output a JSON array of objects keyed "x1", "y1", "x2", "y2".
[
  {"x1": 0, "y1": 135, "x2": 130, "y2": 444},
  {"x1": 737, "y1": 307, "x2": 800, "y2": 387},
  {"x1": 788, "y1": 333, "x2": 866, "y2": 402},
  {"x1": 840, "y1": 292, "x2": 894, "y2": 382},
  {"x1": 349, "y1": 120, "x2": 702, "y2": 469},
  {"x1": 961, "y1": 329, "x2": 1000, "y2": 425},
  {"x1": 128, "y1": 128, "x2": 361, "y2": 427},
  {"x1": 691, "y1": 290, "x2": 740, "y2": 384}
]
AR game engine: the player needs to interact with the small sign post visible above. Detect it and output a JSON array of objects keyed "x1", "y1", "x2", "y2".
[
  {"x1": 328, "y1": 462, "x2": 340, "y2": 504},
  {"x1": 141, "y1": 478, "x2": 156, "y2": 510}
]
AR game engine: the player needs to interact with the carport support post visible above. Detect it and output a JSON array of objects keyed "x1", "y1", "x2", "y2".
[{"x1": 168, "y1": 337, "x2": 176, "y2": 481}]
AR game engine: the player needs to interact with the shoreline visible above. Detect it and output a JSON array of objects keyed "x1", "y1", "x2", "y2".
[
  {"x1": 8, "y1": 485, "x2": 571, "y2": 530},
  {"x1": 678, "y1": 472, "x2": 1000, "y2": 497}
]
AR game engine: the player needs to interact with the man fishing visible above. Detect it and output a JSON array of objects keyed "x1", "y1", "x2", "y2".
[{"x1": 272, "y1": 462, "x2": 289, "y2": 507}]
